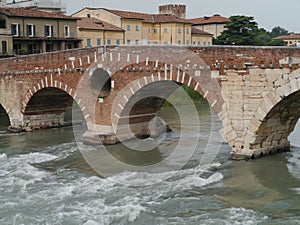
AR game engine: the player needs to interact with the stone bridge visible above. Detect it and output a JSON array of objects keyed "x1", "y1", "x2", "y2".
[{"x1": 0, "y1": 45, "x2": 300, "y2": 160}]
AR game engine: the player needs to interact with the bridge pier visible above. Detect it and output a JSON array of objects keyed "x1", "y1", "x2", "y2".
[
  {"x1": 229, "y1": 141, "x2": 290, "y2": 160},
  {"x1": 83, "y1": 117, "x2": 170, "y2": 145}
]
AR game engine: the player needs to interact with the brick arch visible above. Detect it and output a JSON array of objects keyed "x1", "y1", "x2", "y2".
[
  {"x1": 22, "y1": 74, "x2": 90, "y2": 123},
  {"x1": 111, "y1": 70, "x2": 219, "y2": 130},
  {"x1": 86, "y1": 45, "x2": 224, "y2": 113},
  {"x1": 244, "y1": 68, "x2": 300, "y2": 157}
]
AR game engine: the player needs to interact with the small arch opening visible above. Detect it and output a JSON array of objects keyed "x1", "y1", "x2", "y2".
[{"x1": 90, "y1": 68, "x2": 111, "y2": 98}]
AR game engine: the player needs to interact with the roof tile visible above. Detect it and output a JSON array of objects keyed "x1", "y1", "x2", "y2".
[{"x1": 0, "y1": 7, "x2": 78, "y2": 20}]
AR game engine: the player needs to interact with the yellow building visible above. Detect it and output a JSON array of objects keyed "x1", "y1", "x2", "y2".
[
  {"x1": 0, "y1": 7, "x2": 81, "y2": 55},
  {"x1": 273, "y1": 33, "x2": 300, "y2": 47},
  {"x1": 191, "y1": 28, "x2": 213, "y2": 46},
  {"x1": 77, "y1": 17, "x2": 124, "y2": 46},
  {"x1": 72, "y1": 4, "x2": 213, "y2": 46}
]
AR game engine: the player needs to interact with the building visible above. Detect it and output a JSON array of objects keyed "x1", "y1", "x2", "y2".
[
  {"x1": 0, "y1": 0, "x2": 7, "y2": 7},
  {"x1": 273, "y1": 32, "x2": 300, "y2": 47},
  {"x1": 0, "y1": 7, "x2": 81, "y2": 55},
  {"x1": 187, "y1": 14, "x2": 230, "y2": 38},
  {"x1": 6, "y1": 0, "x2": 66, "y2": 14},
  {"x1": 73, "y1": 4, "x2": 213, "y2": 46},
  {"x1": 77, "y1": 17, "x2": 124, "y2": 47}
]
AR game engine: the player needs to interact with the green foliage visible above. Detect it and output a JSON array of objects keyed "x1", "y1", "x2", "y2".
[
  {"x1": 214, "y1": 15, "x2": 289, "y2": 46},
  {"x1": 164, "y1": 85, "x2": 205, "y2": 106},
  {"x1": 270, "y1": 26, "x2": 289, "y2": 38},
  {"x1": 266, "y1": 39, "x2": 286, "y2": 46},
  {"x1": 215, "y1": 15, "x2": 259, "y2": 45}
]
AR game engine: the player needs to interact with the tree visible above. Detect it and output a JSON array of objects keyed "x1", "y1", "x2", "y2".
[
  {"x1": 214, "y1": 16, "x2": 289, "y2": 46},
  {"x1": 270, "y1": 26, "x2": 289, "y2": 38},
  {"x1": 214, "y1": 15, "x2": 260, "y2": 45}
]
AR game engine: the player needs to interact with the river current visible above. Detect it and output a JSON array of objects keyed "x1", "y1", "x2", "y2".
[{"x1": 0, "y1": 103, "x2": 300, "y2": 225}]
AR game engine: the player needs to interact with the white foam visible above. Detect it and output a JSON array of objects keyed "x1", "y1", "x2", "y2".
[{"x1": 0, "y1": 153, "x2": 7, "y2": 159}]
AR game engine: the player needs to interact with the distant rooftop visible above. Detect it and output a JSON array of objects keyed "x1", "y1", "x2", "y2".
[
  {"x1": 187, "y1": 14, "x2": 231, "y2": 25},
  {"x1": 273, "y1": 32, "x2": 300, "y2": 40},
  {"x1": 0, "y1": 7, "x2": 77, "y2": 20}
]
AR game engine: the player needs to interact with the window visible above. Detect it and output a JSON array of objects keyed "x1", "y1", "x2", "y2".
[
  {"x1": 135, "y1": 25, "x2": 139, "y2": 31},
  {"x1": 164, "y1": 28, "x2": 168, "y2": 33},
  {"x1": 148, "y1": 28, "x2": 151, "y2": 33},
  {"x1": 46, "y1": 43, "x2": 53, "y2": 52},
  {"x1": 193, "y1": 41, "x2": 196, "y2": 45},
  {"x1": 203, "y1": 41, "x2": 206, "y2": 46},
  {"x1": 178, "y1": 40, "x2": 181, "y2": 45},
  {"x1": 127, "y1": 25, "x2": 131, "y2": 31},
  {"x1": 178, "y1": 28, "x2": 181, "y2": 33},
  {"x1": 208, "y1": 41, "x2": 211, "y2": 45},
  {"x1": 1, "y1": 41, "x2": 7, "y2": 54},
  {"x1": 186, "y1": 40, "x2": 189, "y2": 45},
  {"x1": 44, "y1": 25, "x2": 53, "y2": 37},
  {"x1": 186, "y1": 28, "x2": 189, "y2": 34},
  {"x1": 86, "y1": 38, "x2": 91, "y2": 47},
  {"x1": 116, "y1": 39, "x2": 120, "y2": 45},
  {"x1": 0, "y1": 19, "x2": 6, "y2": 28},
  {"x1": 26, "y1": 24, "x2": 36, "y2": 37},
  {"x1": 127, "y1": 39, "x2": 131, "y2": 45},
  {"x1": 154, "y1": 28, "x2": 158, "y2": 34},
  {"x1": 11, "y1": 23, "x2": 20, "y2": 36},
  {"x1": 64, "y1": 25, "x2": 70, "y2": 37},
  {"x1": 198, "y1": 41, "x2": 200, "y2": 46},
  {"x1": 106, "y1": 39, "x2": 111, "y2": 45},
  {"x1": 97, "y1": 38, "x2": 101, "y2": 46},
  {"x1": 135, "y1": 40, "x2": 139, "y2": 45},
  {"x1": 87, "y1": 14, "x2": 91, "y2": 18}
]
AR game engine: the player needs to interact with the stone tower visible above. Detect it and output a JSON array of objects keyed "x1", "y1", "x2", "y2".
[
  {"x1": 0, "y1": 0, "x2": 7, "y2": 7},
  {"x1": 159, "y1": 4, "x2": 186, "y2": 19}
]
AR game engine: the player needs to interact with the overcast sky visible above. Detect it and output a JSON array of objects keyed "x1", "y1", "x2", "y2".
[{"x1": 7, "y1": 0, "x2": 300, "y2": 32}]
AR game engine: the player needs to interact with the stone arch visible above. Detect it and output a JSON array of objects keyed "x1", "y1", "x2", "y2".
[
  {"x1": 22, "y1": 75, "x2": 90, "y2": 130},
  {"x1": 244, "y1": 68, "x2": 300, "y2": 157}
]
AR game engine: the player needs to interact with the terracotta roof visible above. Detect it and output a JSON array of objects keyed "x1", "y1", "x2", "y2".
[
  {"x1": 0, "y1": 7, "x2": 77, "y2": 20},
  {"x1": 83, "y1": 8, "x2": 191, "y2": 24},
  {"x1": 187, "y1": 14, "x2": 230, "y2": 25},
  {"x1": 191, "y1": 28, "x2": 213, "y2": 36},
  {"x1": 273, "y1": 33, "x2": 300, "y2": 40},
  {"x1": 77, "y1": 17, "x2": 124, "y2": 32}
]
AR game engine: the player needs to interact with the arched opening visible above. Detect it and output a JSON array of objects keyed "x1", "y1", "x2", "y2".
[
  {"x1": 0, "y1": 104, "x2": 10, "y2": 130},
  {"x1": 252, "y1": 90, "x2": 300, "y2": 151},
  {"x1": 112, "y1": 80, "x2": 222, "y2": 167},
  {"x1": 24, "y1": 87, "x2": 82, "y2": 131},
  {"x1": 90, "y1": 68, "x2": 111, "y2": 98}
]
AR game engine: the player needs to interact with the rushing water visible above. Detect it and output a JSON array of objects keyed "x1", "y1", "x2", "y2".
[{"x1": 0, "y1": 102, "x2": 300, "y2": 225}]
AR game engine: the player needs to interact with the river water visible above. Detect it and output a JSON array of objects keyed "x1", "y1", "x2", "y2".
[{"x1": 0, "y1": 102, "x2": 300, "y2": 225}]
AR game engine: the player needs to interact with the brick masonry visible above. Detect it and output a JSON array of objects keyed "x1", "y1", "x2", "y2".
[{"x1": 0, "y1": 45, "x2": 300, "y2": 159}]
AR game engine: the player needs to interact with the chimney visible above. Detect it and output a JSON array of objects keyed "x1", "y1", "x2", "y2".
[{"x1": 159, "y1": 4, "x2": 186, "y2": 19}]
